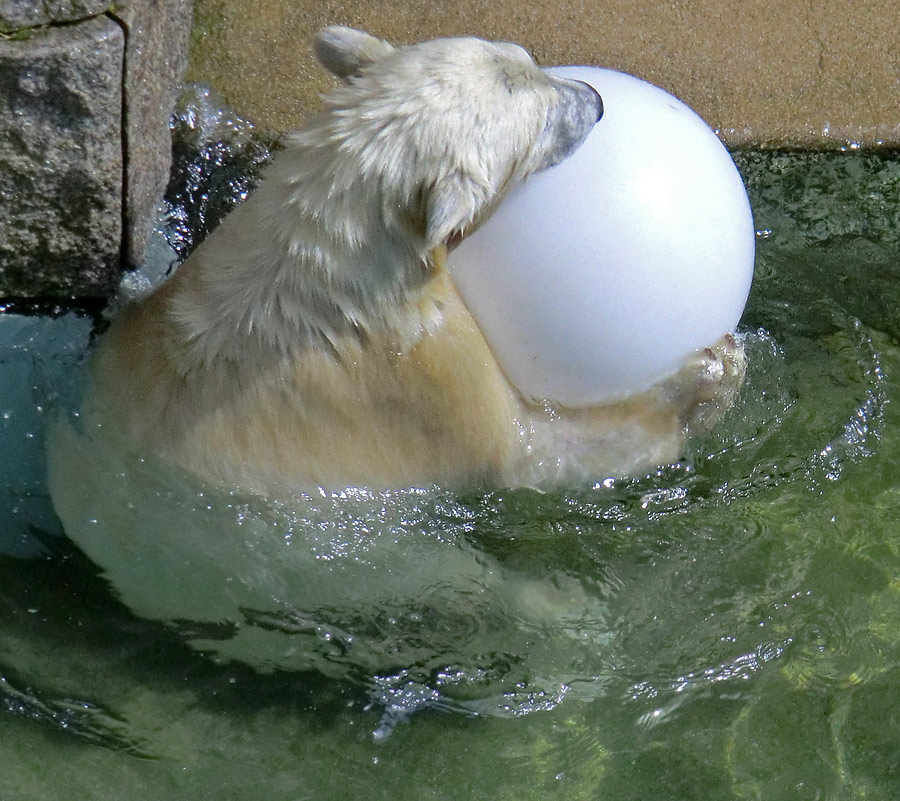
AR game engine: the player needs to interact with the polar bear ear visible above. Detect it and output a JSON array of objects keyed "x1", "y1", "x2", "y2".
[
  {"x1": 313, "y1": 26, "x2": 395, "y2": 81},
  {"x1": 424, "y1": 173, "x2": 485, "y2": 251}
]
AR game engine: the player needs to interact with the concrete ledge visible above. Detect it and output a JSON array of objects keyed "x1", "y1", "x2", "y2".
[{"x1": 188, "y1": 0, "x2": 900, "y2": 147}]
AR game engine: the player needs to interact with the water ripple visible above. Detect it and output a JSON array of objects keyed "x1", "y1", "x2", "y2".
[
  {"x1": 0, "y1": 673, "x2": 153, "y2": 758},
  {"x1": 629, "y1": 637, "x2": 794, "y2": 726}
]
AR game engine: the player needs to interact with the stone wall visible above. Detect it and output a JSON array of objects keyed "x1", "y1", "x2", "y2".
[
  {"x1": 3, "y1": 0, "x2": 897, "y2": 298},
  {"x1": 0, "y1": 0, "x2": 193, "y2": 298}
]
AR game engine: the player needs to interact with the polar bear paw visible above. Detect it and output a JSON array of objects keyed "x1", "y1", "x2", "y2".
[{"x1": 661, "y1": 332, "x2": 747, "y2": 435}]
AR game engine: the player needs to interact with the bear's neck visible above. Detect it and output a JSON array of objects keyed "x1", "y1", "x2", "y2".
[{"x1": 170, "y1": 133, "x2": 437, "y2": 366}]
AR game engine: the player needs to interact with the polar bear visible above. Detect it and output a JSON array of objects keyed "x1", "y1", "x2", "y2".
[
  {"x1": 77, "y1": 26, "x2": 744, "y2": 496},
  {"x1": 46, "y1": 28, "x2": 748, "y2": 702}
]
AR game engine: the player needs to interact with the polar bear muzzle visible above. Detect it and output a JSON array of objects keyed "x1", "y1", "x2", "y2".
[{"x1": 534, "y1": 77, "x2": 604, "y2": 172}]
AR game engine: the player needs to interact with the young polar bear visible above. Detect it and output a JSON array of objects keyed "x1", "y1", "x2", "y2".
[{"x1": 82, "y1": 26, "x2": 744, "y2": 495}]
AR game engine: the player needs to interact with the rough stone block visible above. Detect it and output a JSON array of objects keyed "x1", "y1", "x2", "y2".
[
  {"x1": 0, "y1": 17, "x2": 124, "y2": 297},
  {"x1": 0, "y1": 1, "x2": 192, "y2": 298},
  {"x1": 114, "y1": 0, "x2": 194, "y2": 267},
  {"x1": 0, "y1": 0, "x2": 110, "y2": 31}
]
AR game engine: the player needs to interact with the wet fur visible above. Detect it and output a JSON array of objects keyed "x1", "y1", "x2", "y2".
[{"x1": 82, "y1": 27, "x2": 743, "y2": 495}]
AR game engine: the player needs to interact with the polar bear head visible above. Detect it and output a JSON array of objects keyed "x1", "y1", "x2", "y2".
[{"x1": 306, "y1": 26, "x2": 604, "y2": 252}]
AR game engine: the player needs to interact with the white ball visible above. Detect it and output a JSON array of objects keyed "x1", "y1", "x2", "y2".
[{"x1": 448, "y1": 66, "x2": 755, "y2": 407}]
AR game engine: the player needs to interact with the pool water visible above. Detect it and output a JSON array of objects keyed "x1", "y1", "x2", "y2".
[{"x1": 2, "y1": 126, "x2": 900, "y2": 799}]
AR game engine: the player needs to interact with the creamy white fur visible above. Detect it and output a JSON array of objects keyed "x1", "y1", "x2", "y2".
[{"x1": 75, "y1": 27, "x2": 743, "y2": 495}]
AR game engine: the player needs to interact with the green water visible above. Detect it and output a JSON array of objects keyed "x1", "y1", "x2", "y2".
[{"x1": 2, "y1": 148, "x2": 900, "y2": 800}]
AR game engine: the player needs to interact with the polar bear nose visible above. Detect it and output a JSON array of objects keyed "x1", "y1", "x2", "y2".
[
  {"x1": 575, "y1": 80, "x2": 604, "y2": 122},
  {"x1": 529, "y1": 73, "x2": 606, "y2": 172}
]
